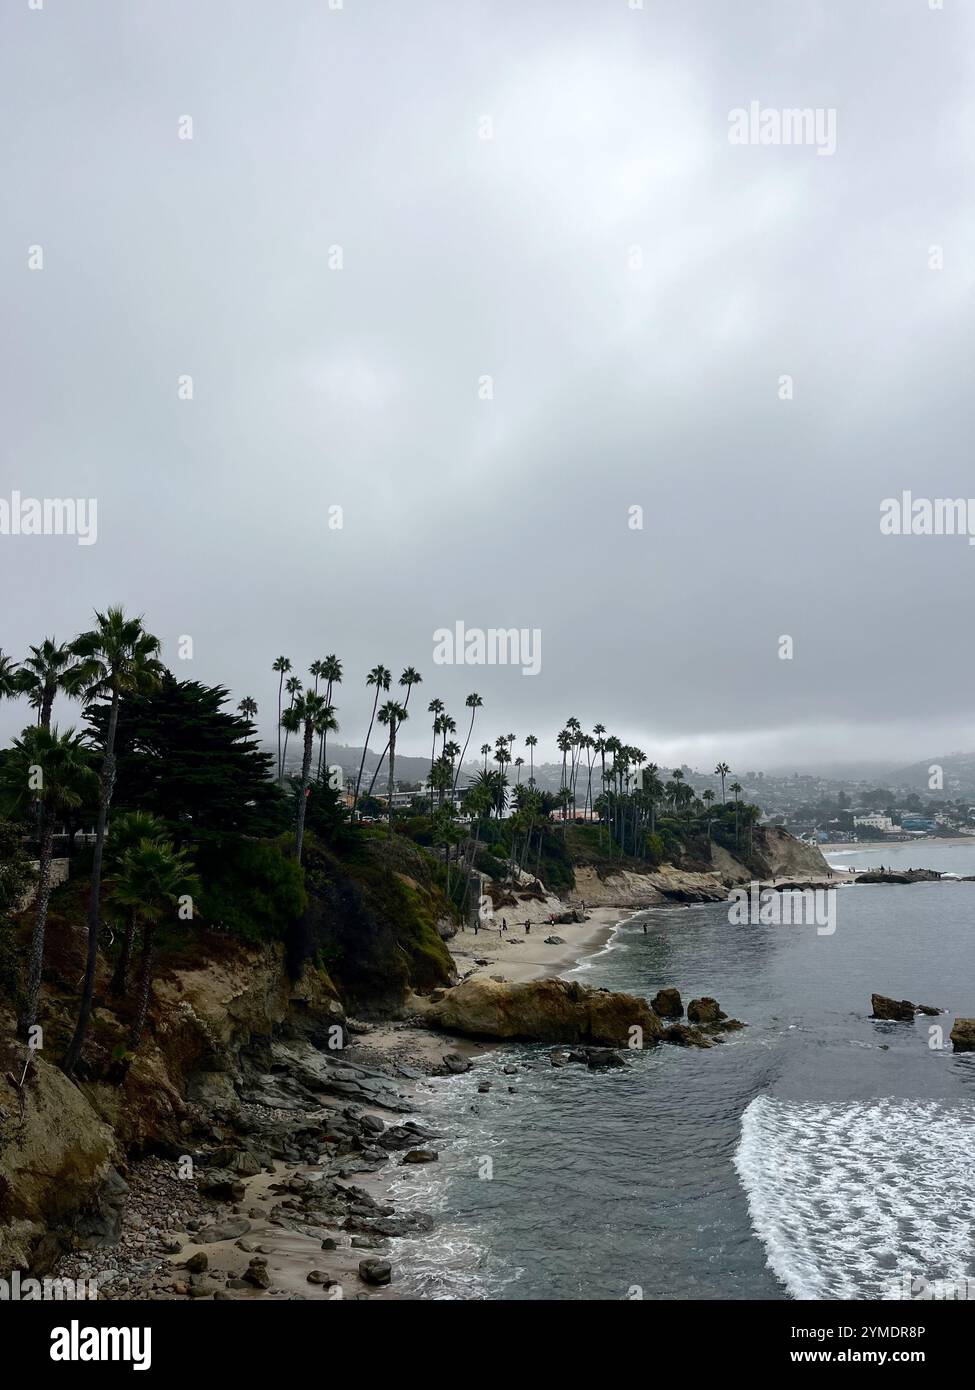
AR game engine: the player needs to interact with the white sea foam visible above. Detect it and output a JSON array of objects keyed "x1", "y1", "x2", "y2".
[{"x1": 734, "y1": 1095, "x2": 975, "y2": 1299}]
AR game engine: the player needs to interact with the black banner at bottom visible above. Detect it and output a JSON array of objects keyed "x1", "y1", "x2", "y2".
[{"x1": 3, "y1": 1298, "x2": 969, "y2": 1374}]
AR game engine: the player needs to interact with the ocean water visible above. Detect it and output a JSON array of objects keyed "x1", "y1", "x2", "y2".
[{"x1": 388, "y1": 847, "x2": 975, "y2": 1301}]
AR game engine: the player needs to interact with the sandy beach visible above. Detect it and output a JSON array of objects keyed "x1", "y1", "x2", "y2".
[
  {"x1": 447, "y1": 904, "x2": 629, "y2": 985},
  {"x1": 820, "y1": 837, "x2": 975, "y2": 855}
]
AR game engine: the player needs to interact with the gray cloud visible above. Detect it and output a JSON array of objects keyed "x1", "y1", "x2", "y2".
[{"x1": 2, "y1": 0, "x2": 973, "y2": 772}]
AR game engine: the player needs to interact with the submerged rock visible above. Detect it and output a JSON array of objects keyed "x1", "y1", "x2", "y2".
[
  {"x1": 652, "y1": 987, "x2": 683, "y2": 1019},
  {"x1": 661, "y1": 1024, "x2": 713, "y2": 1048},
  {"x1": 584, "y1": 1048, "x2": 625, "y2": 1069}
]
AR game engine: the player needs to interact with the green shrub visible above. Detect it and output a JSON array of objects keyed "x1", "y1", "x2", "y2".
[{"x1": 195, "y1": 834, "x2": 307, "y2": 943}]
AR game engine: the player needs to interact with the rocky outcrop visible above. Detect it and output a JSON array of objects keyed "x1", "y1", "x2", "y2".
[
  {"x1": 568, "y1": 867, "x2": 667, "y2": 908},
  {"x1": 566, "y1": 829, "x2": 829, "y2": 909},
  {"x1": 871, "y1": 994, "x2": 915, "y2": 1021},
  {"x1": 870, "y1": 993, "x2": 942, "y2": 1021},
  {"x1": 423, "y1": 977, "x2": 664, "y2": 1048},
  {"x1": 0, "y1": 1058, "x2": 117, "y2": 1274},
  {"x1": 950, "y1": 1018, "x2": 975, "y2": 1052},
  {"x1": 0, "y1": 942, "x2": 347, "y2": 1277},
  {"x1": 858, "y1": 870, "x2": 942, "y2": 885},
  {"x1": 748, "y1": 826, "x2": 831, "y2": 879},
  {"x1": 687, "y1": 997, "x2": 726, "y2": 1024}
]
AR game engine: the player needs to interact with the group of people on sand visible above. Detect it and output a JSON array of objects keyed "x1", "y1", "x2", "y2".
[{"x1": 470, "y1": 899, "x2": 591, "y2": 942}]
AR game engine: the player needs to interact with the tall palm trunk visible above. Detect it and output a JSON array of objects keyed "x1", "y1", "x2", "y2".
[
  {"x1": 352, "y1": 691, "x2": 381, "y2": 818},
  {"x1": 281, "y1": 688, "x2": 298, "y2": 779},
  {"x1": 20, "y1": 813, "x2": 54, "y2": 1038},
  {"x1": 317, "y1": 678, "x2": 334, "y2": 782},
  {"x1": 110, "y1": 911, "x2": 137, "y2": 997},
  {"x1": 387, "y1": 720, "x2": 397, "y2": 837},
  {"x1": 276, "y1": 670, "x2": 285, "y2": 780},
  {"x1": 453, "y1": 706, "x2": 477, "y2": 796},
  {"x1": 294, "y1": 718, "x2": 316, "y2": 862},
  {"x1": 127, "y1": 925, "x2": 156, "y2": 1053},
  {"x1": 429, "y1": 727, "x2": 438, "y2": 813},
  {"x1": 63, "y1": 692, "x2": 119, "y2": 1076}
]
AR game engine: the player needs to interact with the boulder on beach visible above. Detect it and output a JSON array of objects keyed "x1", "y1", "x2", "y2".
[
  {"x1": 871, "y1": 994, "x2": 916, "y2": 1022},
  {"x1": 687, "y1": 997, "x2": 726, "y2": 1025},
  {"x1": 358, "y1": 1257, "x2": 392, "y2": 1286},
  {"x1": 652, "y1": 987, "x2": 683, "y2": 1019},
  {"x1": 442, "y1": 1052, "x2": 471, "y2": 1074},
  {"x1": 424, "y1": 977, "x2": 664, "y2": 1047},
  {"x1": 950, "y1": 1018, "x2": 975, "y2": 1052}
]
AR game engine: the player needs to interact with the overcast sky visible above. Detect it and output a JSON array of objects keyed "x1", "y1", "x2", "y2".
[{"x1": 2, "y1": 0, "x2": 974, "y2": 773}]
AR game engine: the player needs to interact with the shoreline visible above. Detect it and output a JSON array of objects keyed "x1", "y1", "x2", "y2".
[
  {"x1": 821, "y1": 837, "x2": 975, "y2": 855},
  {"x1": 447, "y1": 903, "x2": 633, "y2": 985}
]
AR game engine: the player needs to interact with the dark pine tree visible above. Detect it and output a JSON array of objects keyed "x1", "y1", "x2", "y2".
[{"x1": 84, "y1": 673, "x2": 285, "y2": 836}]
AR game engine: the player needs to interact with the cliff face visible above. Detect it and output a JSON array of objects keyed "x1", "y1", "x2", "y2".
[
  {"x1": 565, "y1": 828, "x2": 829, "y2": 906},
  {"x1": 748, "y1": 825, "x2": 831, "y2": 878},
  {"x1": 0, "y1": 828, "x2": 461, "y2": 1276},
  {"x1": 0, "y1": 942, "x2": 343, "y2": 1276}
]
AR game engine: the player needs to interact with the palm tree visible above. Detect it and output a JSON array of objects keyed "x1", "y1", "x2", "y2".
[
  {"x1": 730, "y1": 781, "x2": 743, "y2": 844},
  {"x1": 701, "y1": 788, "x2": 716, "y2": 843},
  {"x1": 399, "y1": 666, "x2": 422, "y2": 708},
  {"x1": 106, "y1": 811, "x2": 168, "y2": 996},
  {"x1": 309, "y1": 659, "x2": 326, "y2": 694},
  {"x1": 427, "y1": 699, "x2": 445, "y2": 809},
  {"x1": 0, "y1": 649, "x2": 20, "y2": 700},
  {"x1": 237, "y1": 696, "x2": 257, "y2": 721},
  {"x1": 428, "y1": 754, "x2": 453, "y2": 809},
  {"x1": 377, "y1": 700, "x2": 409, "y2": 835},
  {"x1": 452, "y1": 693, "x2": 483, "y2": 795},
  {"x1": 17, "y1": 639, "x2": 85, "y2": 730},
  {"x1": 110, "y1": 838, "x2": 199, "y2": 1056},
  {"x1": 61, "y1": 607, "x2": 164, "y2": 1076},
  {"x1": 643, "y1": 763, "x2": 662, "y2": 832},
  {"x1": 524, "y1": 734, "x2": 537, "y2": 785},
  {"x1": 280, "y1": 675, "x2": 302, "y2": 777},
  {"x1": 0, "y1": 727, "x2": 96, "y2": 1037},
  {"x1": 352, "y1": 665, "x2": 391, "y2": 817},
  {"x1": 480, "y1": 743, "x2": 491, "y2": 773},
  {"x1": 514, "y1": 756, "x2": 524, "y2": 784},
  {"x1": 444, "y1": 740, "x2": 462, "y2": 793},
  {"x1": 272, "y1": 657, "x2": 292, "y2": 780},
  {"x1": 286, "y1": 690, "x2": 335, "y2": 862},
  {"x1": 366, "y1": 667, "x2": 423, "y2": 799},
  {"x1": 715, "y1": 762, "x2": 730, "y2": 805},
  {"x1": 317, "y1": 655, "x2": 343, "y2": 780}
]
